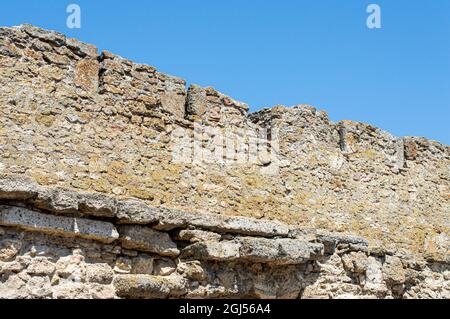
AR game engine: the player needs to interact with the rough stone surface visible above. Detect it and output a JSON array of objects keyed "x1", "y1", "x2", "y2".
[
  {"x1": 0, "y1": 206, "x2": 119, "y2": 243},
  {"x1": 0, "y1": 25, "x2": 449, "y2": 299},
  {"x1": 119, "y1": 225, "x2": 179, "y2": 257},
  {"x1": 174, "y1": 229, "x2": 222, "y2": 243},
  {"x1": 113, "y1": 274, "x2": 187, "y2": 298},
  {"x1": 0, "y1": 224, "x2": 448, "y2": 299}
]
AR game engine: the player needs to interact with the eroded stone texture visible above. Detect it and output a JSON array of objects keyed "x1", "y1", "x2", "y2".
[
  {"x1": 0, "y1": 217, "x2": 449, "y2": 299},
  {"x1": 2, "y1": 23, "x2": 447, "y2": 257},
  {"x1": 0, "y1": 25, "x2": 449, "y2": 299},
  {"x1": 186, "y1": 84, "x2": 249, "y2": 125},
  {"x1": 0, "y1": 206, "x2": 119, "y2": 243},
  {"x1": 118, "y1": 225, "x2": 179, "y2": 257}
]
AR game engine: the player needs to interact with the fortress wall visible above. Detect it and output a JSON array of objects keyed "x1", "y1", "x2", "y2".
[
  {"x1": 0, "y1": 24, "x2": 449, "y2": 297},
  {"x1": 0, "y1": 176, "x2": 448, "y2": 299}
]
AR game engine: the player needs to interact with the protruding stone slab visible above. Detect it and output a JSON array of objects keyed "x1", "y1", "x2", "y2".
[
  {"x1": 219, "y1": 216, "x2": 290, "y2": 237},
  {"x1": 0, "y1": 175, "x2": 39, "y2": 200},
  {"x1": 154, "y1": 209, "x2": 290, "y2": 238},
  {"x1": 20, "y1": 24, "x2": 66, "y2": 47},
  {"x1": 98, "y1": 50, "x2": 186, "y2": 119},
  {"x1": 174, "y1": 229, "x2": 222, "y2": 243},
  {"x1": 66, "y1": 37, "x2": 98, "y2": 58},
  {"x1": 113, "y1": 274, "x2": 187, "y2": 299},
  {"x1": 118, "y1": 225, "x2": 179, "y2": 257},
  {"x1": 316, "y1": 231, "x2": 369, "y2": 254},
  {"x1": 238, "y1": 238, "x2": 323, "y2": 265},
  {"x1": 185, "y1": 84, "x2": 249, "y2": 125},
  {"x1": 182, "y1": 238, "x2": 324, "y2": 265},
  {"x1": 0, "y1": 175, "x2": 291, "y2": 239},
  {"x1": 182, "y1": 241, "x2": 241, "y2": 261},
  {"x1": 74, "y1": 59, "x2": 100, "y2": 92},
  {"x1": 0, "y1": 175, "x2": 117, "y2": 218},
  {"x1": 0, "y1": 206, "x2": 119, "y2": 243},
  {"x1": 33, "y1": 187, "x2": 80, "y2": 214},
  {"x1": 116, "y1": 200, "x2": 159, "y2": 224},
  {"x1": 77, "y1": 191, "x2": 117, "y2": 218}
]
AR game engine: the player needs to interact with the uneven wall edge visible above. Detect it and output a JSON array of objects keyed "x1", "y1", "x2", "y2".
[{"x1": 0, "y1": 25, "x2": 449, "y2": 299}]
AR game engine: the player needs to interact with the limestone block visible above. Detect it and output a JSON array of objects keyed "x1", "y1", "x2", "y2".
[
  {"x1": 26, "y1": 276, "x2": 52, "y2": 298},
  {"x1": 26, "y1": 257, "x2": 55, "y2": 276},
  {"x1": 341, "y1": 251, "x2": 368, "y2": 274},
  {"x1": 154, "y1": 208, "x2": 290, "y2": 238},
  {"x1": 182, "y1": 238, "x2": 322, "y2": 265},
  {"x1": 181, "y1": 241, "x2": 241, "y2": 261},
  {"x1": 174, "y1": 229, "x2": 222, "y2": 243},
  {"x1": 20, "y1": 24, "x2": 66, "y2": 47},
  {"x1": 77, "y1": 191, "x2": 117, "y2": 218},
  {"x1": 220, "y1": 216, "x2": 290, "y2": 237},
  {"x1": 404, "y1": 137, "x2": 418, "y2": 160},
  {"x1": 116, "y1": 199, "x2": 160, "y2": 224},
  {"x1": 66, "y1": 37, "x2": 98, "y2": 58},
  {"x1": 153, "y1": 258, "x2": 177, "y2": 276},
  {"x1": 0, "y1": 176, "x2": 116, "y2": 218},
  {"x1": 0, "y1": 261, "x2": 22, "y2": 273},
  {"x1": 238, "y1": 237, "x2": 323, "y2": 265},
  {"x1": 113, "y1": 274, "x2": 187, "y2": 299},
  {"x1": 383, "y1": 255, "x2": 406, "y2": 285},
  {"x1": 0, "y1": 238, "x2": 22, "y2": 262},
  {"x1": 131, "y1": 255, "x2": 154, "y2": 275},
  {"x1": 89, "y1": 283, "x2": 116, "y2": 299},
  {"x1": 85, "y1": 263, "x2": 114, "y2": 284},
  {"x1": 186, "y1": 84, "x2": 248, "y2": 124},
  {"x1": 118, "y1": 225, "x2": 179, "y2": 257},
  {"x1": 0, "y1": 206, "x2": 119, "y2": 243},
  {"x1": 34, "y1": 187, "x2": 80, "y2": 214},
  {"x1": 316, "y1": 231, "x2": 369, "y2": 254},
  {"x1": 55, "y1": 254, "x2": 86, "y2": 282},
  {"x1": 159, "y1": 74, "x2": 186, "y2": 118},
  {"x1": 238, "y1": 238, "x2": 279, "y2": 263},
  {"x1": 185, "y1": 84, "x2": 208, "y2": 117},
  {"x1": 52, "y1": 283, "x2": 91, "y2": 299},
  {"x1": 0, "y1": 275, "x2": 28, "y2": 299},
  {"x1": 177, "y1": 261, "x2": 207, "y2": 281},
  {"x1": 364, "y1": 256, "x2": 388, "y2": 295},
  {"x1": 0, "y1": 175, "x2": 39, "y2": 200},
  {"x1": 74, "y1": 59, "x2": 100, "y2": 92}
]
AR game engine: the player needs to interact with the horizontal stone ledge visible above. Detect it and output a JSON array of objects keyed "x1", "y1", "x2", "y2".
[
  {"x1": 314, "y1": 230, "x2": 369, "y2": 255},
  {"x1": 181, "y1": 238, "x2": 324, "y2": 265},
  {"x1": 174, "y1": 229, "x2": 222, "y2": 243},
  {"x1": 0, "y1": 175, "x2": 117, "y2": 218},
  {"x1": 239, "y1": 237, "x2": 323, "y2": 264},
  {"x1": 0, "y1": 174, "x2": 291, "y2": 239},
  {"x1": 0, "y1": 205, "x2": 119, "y2": 243},
  {"x1": 118, "y1": 225, "x2": 179, "y2": 257},
  {"x1": 153, "y1": 208, "x2": 290, "y2": 238},
  {"x1": 34, "y1": 187, "x2": 118, "y2": 218},
  {"x1": 0, "y1": 175, "x2": 39, "y2": 201},
  {"x1": 116, "y1": 199, "x2": 159, "y2": 224},
  {"x1": 182, "y1": 241, "x2": 241, "y2": 262},
  {"x1": 113, "y1": 274, "x2": 188, "y2": 299}
]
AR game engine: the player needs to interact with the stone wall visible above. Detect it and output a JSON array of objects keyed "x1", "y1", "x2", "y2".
[
  {"x1": 0, "y1": 25, "x2": 449, "y2": 299},
  {"x1": 0, "y1": 175, "x2": 448, "y2": 299}
]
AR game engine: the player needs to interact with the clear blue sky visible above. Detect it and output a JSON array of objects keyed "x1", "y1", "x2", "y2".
[{"x1": 2, "y1": 1, "x2": 449, "y2": 144}]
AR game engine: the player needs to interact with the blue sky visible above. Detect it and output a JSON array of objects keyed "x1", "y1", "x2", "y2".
[{"x1": 2, "y1": 1, "x2": 449, "y2": 144}]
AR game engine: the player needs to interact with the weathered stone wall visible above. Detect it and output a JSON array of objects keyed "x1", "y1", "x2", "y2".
[
  {"x1": 0, "y1": 176, "x2": 448, "y2": 299},
  {"x1": 0, "y1": 25, "x2": 449, "y2": 299}
]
